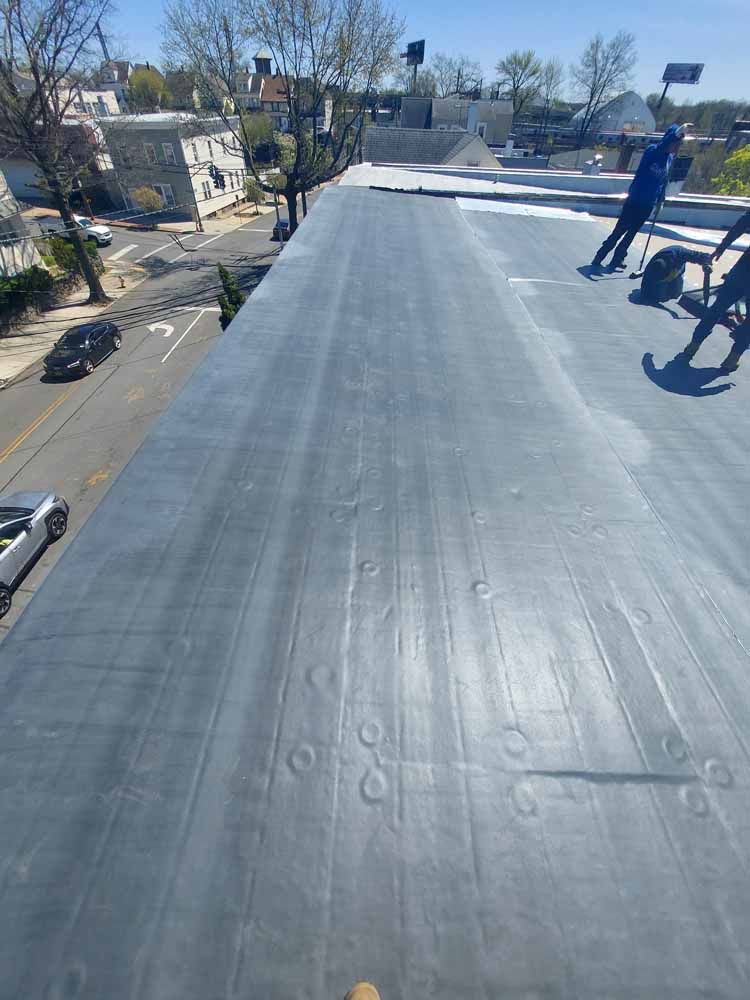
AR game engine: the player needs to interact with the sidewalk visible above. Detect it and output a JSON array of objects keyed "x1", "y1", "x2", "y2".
[
  {"x1": 96, "y1": 202, "x2": 277, "y2": 235},
  {"x1": 161, "y1": 202, "x2": 279, "y2": 235},
  {"x1": 0, "y1": 258, "x2": 145, "y2": 390}
]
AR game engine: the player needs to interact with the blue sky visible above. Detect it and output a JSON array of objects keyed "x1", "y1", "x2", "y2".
[{"x1": 114, "y1": 0, "x2": 747, "y2": 102}]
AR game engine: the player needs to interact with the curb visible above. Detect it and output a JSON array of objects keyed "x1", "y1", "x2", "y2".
[{"x1": 0, "y1": 356, "x2": 46, "y2": 391}]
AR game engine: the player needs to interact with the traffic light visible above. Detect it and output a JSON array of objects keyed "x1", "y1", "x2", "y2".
[{"x1": 208, "y1": 163, "x2": 225, "y2": 190}]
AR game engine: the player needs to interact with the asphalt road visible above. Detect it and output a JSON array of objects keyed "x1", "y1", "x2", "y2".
[{"x1": 0, "y1": 206, "x2": 295, "y2": 639}]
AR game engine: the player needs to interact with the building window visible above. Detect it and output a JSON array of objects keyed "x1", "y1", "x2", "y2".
[
  {"x1": 201, "y1": 180, "x2": 211, "y2": 200},
  {"x1": 192, "y1": 142, "x2": 198, "y2": 162},
  {"x1": 144, "y1": 142, "x2": 157, "y2": 165},
  {"x1": 207, "y1": 140, "x2": 213, "y2": 159},
  {"x1": 153, "y1": 183, "x2": 176, "y2": 208},
  {"x1": 162, "y1": 142, "x2": 177, "y2": 165},
  {"x1": 118, "y1": 145, "x2": 131, "y2": 167}
]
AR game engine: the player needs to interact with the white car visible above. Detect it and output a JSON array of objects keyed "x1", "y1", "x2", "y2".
[
  {"x1": 74, "y1": 215, "x2": 112, "y2": 246},
  {"x1": 0, "y1": 491, "x2": 69, "y2": 620},
  {"x1": 46, "y1": 214, "x2": 112, "y2": 247}
]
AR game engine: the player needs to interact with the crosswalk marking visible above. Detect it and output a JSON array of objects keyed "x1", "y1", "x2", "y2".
[{"x1": 107, "y1": 243, "x2": 139, "y2": 261}]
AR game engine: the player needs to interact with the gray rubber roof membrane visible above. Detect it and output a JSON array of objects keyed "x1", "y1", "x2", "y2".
[{"x1": 1, "y1": 186, "x2": 750, "y2": 999}]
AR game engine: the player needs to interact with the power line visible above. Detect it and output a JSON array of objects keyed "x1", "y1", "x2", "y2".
[{"x1": 0, "y1": 200, "x2": 199, "y2": 246}]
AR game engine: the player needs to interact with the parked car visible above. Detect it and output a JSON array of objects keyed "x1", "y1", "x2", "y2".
[
  {"x1": 43, "y1": 322, "x2": 122, "y2": 378},
  {"x1": 0, "y1": 492, "x2": 69, "y2": 620},
  {"x1": 45, "y1": 214, "x2": 112, "y2": 247},
  {"x1": 273, "y1": 218, "x2": 290, "y2": 241}
]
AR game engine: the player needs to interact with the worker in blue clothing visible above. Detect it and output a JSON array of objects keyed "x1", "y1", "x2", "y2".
[{"x1": 591, "y1": 123, "x2": 688, "y2": 271}]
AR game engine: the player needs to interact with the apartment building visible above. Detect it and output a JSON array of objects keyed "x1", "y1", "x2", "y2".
[{"x1": 102, "y1": 113, "x2": 248, "y2": 224}]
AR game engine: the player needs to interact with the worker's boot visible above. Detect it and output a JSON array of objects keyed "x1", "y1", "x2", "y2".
[
  {"x1": 345, "y1": 984, "x2": 381, "y2": 1000},
  {"x1": 720, "y1": 349, "x2": 742, "y2": 372}
]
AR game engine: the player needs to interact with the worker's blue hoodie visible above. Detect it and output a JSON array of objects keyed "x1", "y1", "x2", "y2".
[{"x1": 627, "y1": 124, "x2": 682, "y2": 207}]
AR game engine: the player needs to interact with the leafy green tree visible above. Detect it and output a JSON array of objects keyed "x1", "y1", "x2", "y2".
[
  {"x1": 46, "y1": 236, "x2": 101, "y2": 274},
  {"x1": 129, "y1": 68, "x2": 170, "y2": 112},
  {"x1": 217, "y1": 263, "x2": 246, "y2": 329},
  {"x1": 244, "y1": 177, "x2": 264, "y2": 213},
  {"x1": 495, "y1": 49, "x2": 542, "y2": 117},
  {"x1": 131, "y1": 185, "x2": 165, "y2": 216},
  {"x1": 647, "y1": 95, "x2": 748, "y2": 134},
  {"x1": 0, "y1": 0, "x2": 111, "y2": 302},
  {"x1": 240, "y1": 112, "x2": 273, "y2": 152},
  {"x1": 713, "y1": 147, "x2": 750, "y2": 197},
  {"x1": 681, "y1": 141, "x2": 727, "y2": 194},
  {"x1": 273, "y1": 130, "x2": 331, "y2": 201}
]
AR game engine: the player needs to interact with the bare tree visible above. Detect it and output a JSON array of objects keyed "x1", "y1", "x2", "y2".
[
  {"x1": 0, "y1": 0, "x2": 113, "y2": 302},
  {"x1": 163, "y1": 0, "x2": 403, "y2": 233},
  {"x1": 571, "y1": 31, "x2": 637, "y2": 141},
  {"x1": 539, "y1": 57, "x2": 564, "y2": 133},
  {"x1": 430, "y1": 52, "x2": 482, "y2": 98},
  {"x1": 393, "y1": 63, "x2": 436, "y2": 97},
  {"x1": 495, "y1": 48, "x2": 542, "y2": 117}
]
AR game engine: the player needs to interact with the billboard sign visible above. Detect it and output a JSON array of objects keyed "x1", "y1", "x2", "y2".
[
  {"x1": 403, "y1": 39, "x2": 425, "y2": 66},
  {"x1": 662, "y1": 63, "x2": 704, "y2": 84}
]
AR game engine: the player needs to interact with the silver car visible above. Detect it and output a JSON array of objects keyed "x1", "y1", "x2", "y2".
[{"x1": 0, "y1": 492, "x2": 69, "y2": 620}]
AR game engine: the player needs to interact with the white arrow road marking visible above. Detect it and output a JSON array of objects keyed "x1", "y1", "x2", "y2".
[
  {"x1": 161, "y1": 309, "x2": 217, "y2": 364},
  {"x1": 147, "y1": 322, "x2": 175, "y2": 337},
  {"x1": 107, "y1": 243, "x2": 139, "y2": 261}
]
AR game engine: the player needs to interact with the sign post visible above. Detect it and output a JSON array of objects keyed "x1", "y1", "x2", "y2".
[
  {"x1": 657, "y1": 62, "x2": 704, "y2": 109},
  {"x1": 399, "y1": 39, "x2": 425, "y2": 96}
]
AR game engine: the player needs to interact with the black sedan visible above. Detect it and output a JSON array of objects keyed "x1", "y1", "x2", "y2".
[{"x1": 43, "y1": 322, "x2": 121, "y2": 378}]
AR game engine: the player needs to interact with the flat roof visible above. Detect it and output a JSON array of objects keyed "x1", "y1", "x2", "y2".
[{"x1": 2, "y1": 186, "x2": 750, "y2": 997}]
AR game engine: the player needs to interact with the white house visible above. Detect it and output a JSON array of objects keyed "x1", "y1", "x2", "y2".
[
  {"x1": 101, "y1": 113, "x2": 248, "y2": 226},
  {"x1": 0, "y1": 168, "x2": 42, "y2": 278},
  {"x1": 571, "y1": 91, "x2": 656, "y2": 135}
]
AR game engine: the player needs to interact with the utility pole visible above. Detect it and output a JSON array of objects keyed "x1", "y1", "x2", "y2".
[
  {"x1": 656, "y1": 81, "x2": 671, "y2": 110},
  {"x1": 70, "y1": 155, "x2": 94, "y2": 217},
  {"x1": 95, "y1": 19, "x2": 111, "y2": 62},
  {"x1": 400, "y1": 39, "x2": 425, "y2": 98},
  {"x1": 189, "y1": 170, "x2": 204, "y2": 232}
]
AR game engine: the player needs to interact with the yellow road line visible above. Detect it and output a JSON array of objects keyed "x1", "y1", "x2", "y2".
[{"x1": 0, "y1": 385, "x2": 77, "y2": 464}]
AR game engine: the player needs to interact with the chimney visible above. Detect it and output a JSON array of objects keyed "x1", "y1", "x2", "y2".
[{"x1": 253, "y1": 52, "x2": 272, "y2": 75}]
